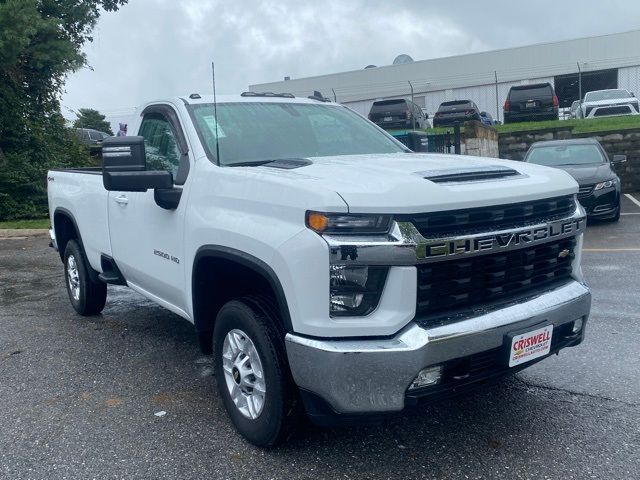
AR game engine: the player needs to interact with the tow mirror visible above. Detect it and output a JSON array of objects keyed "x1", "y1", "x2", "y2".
[
  {"x1": 612, "y1": 154, "x2": 627, "y2": 164},
  {"x1": 102, "y1": 136, "x2": 173, "y2": 192},
  {"x1": 407, "y1": 131, "x2": 429, "y2": 152},
  {"x1": 102, "y1": 136, "x2": 146, "y2": 172}
]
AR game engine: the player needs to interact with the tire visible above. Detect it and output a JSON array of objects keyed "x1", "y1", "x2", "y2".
[
  {"x1": 213, "y1": 297, "x2": 302, "y2": 447},
  {"x1": 63, "y1": 240, "x2": 107, "y2": 316}
]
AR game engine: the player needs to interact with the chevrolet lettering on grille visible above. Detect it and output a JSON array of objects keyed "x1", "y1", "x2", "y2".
[{"x1": 422, "y1": 217, "x2": 586, "y2": 260}]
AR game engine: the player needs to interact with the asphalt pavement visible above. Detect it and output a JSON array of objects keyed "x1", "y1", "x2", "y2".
[{"x1": 1, "y1": 197, "x2": 639, "y2": 480}]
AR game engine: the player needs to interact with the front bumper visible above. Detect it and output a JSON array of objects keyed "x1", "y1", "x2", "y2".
[
  {"x1": 285, "y1": 280, "x2": 590, "y2": 416},
  {"x1": 579, "y1": 187, "x2": 620, "y2": 218}
]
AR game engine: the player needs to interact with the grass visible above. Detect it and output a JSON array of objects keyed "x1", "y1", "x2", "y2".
[
  {"x1": 0, "y1": 218, "x2": 50, "y2": 229},
  {"x1": 494, "y1": 115, "x2": 640, "y2": 134},
  {"x1": 390, "y1": 115, "x2": 640, "y2": 136}
]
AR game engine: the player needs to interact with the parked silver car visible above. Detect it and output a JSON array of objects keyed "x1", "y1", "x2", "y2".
[{"x1": 577, "y1": 89, "x2": 639, "y2": 119}]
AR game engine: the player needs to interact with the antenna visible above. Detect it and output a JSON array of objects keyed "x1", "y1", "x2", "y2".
[{"x1": 211, "y1": 62, "x2": 221, "y2": 164}]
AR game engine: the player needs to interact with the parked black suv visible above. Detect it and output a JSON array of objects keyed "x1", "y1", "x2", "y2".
[
  {"x1": 504, "y1": 83, "x2": 558, "y2": 123},
  {"x1": 368, "y1": 99, "x2": 426, "y2": 129},
  {"x1": 433, "y1": 100, "x2": 481, "y2": 127}
]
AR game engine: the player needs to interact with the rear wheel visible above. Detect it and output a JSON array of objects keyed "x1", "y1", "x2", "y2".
[
  {"x1": 63, "y1": 240, "x2": 107, "y2": 315},
  {"x1": 213, "y1": 297, "x2": 302, "y2": 447}
]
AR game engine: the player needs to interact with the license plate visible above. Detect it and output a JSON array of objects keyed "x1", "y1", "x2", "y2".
[
  {"x1": 383, "y1": 116, "x2": 392, "y2": 122},
  {"x1": 526, "y1": 101, "x2": 536, "y2": 108},
  {"x1": 508, "y1": 325, "x2": 553, "y2": 367}
]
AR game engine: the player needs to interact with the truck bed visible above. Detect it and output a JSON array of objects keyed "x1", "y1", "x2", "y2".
[{"x1": 47, "y1": 169, "x2": 110, "y2": 272}]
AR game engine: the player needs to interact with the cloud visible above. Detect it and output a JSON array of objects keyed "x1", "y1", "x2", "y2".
[{"x1": 61, "y1": 0, "x2": 640, "y2": 129}]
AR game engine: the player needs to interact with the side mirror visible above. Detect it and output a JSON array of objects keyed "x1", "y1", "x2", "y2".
[
  {"x1": 102, "y1": 136, "x2": 146, "y2": 172},
  {"x1": 102, "y1": 136, "x2": 173, "y2": 192},
  {"x1": 612, "y1": 154, "x2": 627, "y2": 164},
  {"x1": 407, "y1": 131, "x2": 429, "y2": 152}
]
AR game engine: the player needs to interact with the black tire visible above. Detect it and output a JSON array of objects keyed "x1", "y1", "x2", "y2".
[
  {"x1": 63, "y1": 240, "x2": 107, "y2": 316},
  {"x1": 213, "y1": 297, "x2": 302, "y2": 447}
]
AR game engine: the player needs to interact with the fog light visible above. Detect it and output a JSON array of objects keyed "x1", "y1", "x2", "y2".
[
  {"x1": 572, "y1": 318, "x2": 583, "y2": 334},
  {"x1": 408, "y1": 366, "x2": 443, "y2": 390}
]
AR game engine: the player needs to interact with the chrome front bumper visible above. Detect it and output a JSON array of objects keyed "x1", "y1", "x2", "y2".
[{"x1": 285, "y1": 280, "x2": 591, "y2": 415}]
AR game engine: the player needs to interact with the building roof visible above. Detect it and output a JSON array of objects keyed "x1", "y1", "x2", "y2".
[{"x1": 250, "y1": 30, "x2": 640, "y2": 103}]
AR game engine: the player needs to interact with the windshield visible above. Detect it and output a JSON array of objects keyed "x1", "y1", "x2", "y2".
[
  {"x1": 189, "y1": 102, "x2": 405, "y2": 166},
  {"x1": 585, "y1": 89, "x2": 630, "y2": 102},
  {"x1": 509, "y1": 85, "x2": 552, "y2": 101},
  {"x1": 526, "y1": 144, "x2": 605, "y2": 166}
]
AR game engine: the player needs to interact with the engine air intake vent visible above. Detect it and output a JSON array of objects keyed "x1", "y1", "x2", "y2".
[
  {"x1": 400, "y1": 195, "x2": 576, "y2": 237},
  {"x1": 420, "y1": 166, "x2": 520, "y2": 184}
]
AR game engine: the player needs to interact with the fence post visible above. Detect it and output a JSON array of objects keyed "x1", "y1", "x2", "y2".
[
  {"x1": 408, "y1": 80, "x2": 415, "y2": 129},
  {"x1": 454, "y1": 122, "x2": 461, "y2": 155}
]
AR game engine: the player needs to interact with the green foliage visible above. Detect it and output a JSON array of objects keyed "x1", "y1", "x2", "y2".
[
  {"x1": 0, "y1": 0, "x2": 127, "y2": 220},
  {"x1": 73, "y1": 108, "x2": 114, "y2": 135}
]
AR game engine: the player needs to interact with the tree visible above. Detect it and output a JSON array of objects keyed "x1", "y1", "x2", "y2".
[
  {"x1": 0, "y1": 0, "x2": 127, "y2": 220},
  {"x1": 73, "y1": 108, "x2": 114, "y2": 135}
]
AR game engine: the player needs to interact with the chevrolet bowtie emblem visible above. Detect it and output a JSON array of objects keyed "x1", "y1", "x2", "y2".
[{"x1": 558, "y1": 249, "x2": 570, "y2": 258}]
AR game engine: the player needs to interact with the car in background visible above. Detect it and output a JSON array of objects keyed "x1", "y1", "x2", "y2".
[
  {"x1": 75, "y1": 128, "x2": 111, "y2": 148},
  {"x1": 577, "y1": 89, "x2": 640, "y2": 119},
  {"x1": 479, "y1": 111, "x2": 495, "y2": 126},
  {"x1": 503, "y1": 83, "x2": 558, "y2": 123},
  {"x1": 524, "y1": 138, "x2": 624, "y2": 221},
  {"x1": 568, "y1": 100, "x2": 581, "y2": 119},
  {"x1": 368, "y1": 99, "x2": 427, "y2": 129},
  {"x1": 433, "y1": 100, "x2": 481, "y2": 127}
]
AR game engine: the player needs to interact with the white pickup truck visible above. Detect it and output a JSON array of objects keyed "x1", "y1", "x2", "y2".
[{"x1": 48, "y1": 93, "x2": 591, "y2": 446}]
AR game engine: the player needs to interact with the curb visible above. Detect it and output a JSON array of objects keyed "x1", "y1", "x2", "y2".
[{"x1": 0, "y1": 229, "x2": 49, "y2": 239}]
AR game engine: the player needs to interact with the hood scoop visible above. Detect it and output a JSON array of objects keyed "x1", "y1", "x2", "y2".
[
  {"x1": 418, "y1": 165, "x2": 521, "y2": 184},
  {"x1": 265, "y1": 158, "x2": 313, "y2": 169}
]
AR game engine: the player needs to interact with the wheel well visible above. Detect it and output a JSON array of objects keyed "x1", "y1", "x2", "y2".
[
  {"x1": 53, "y1": 211, "x2": 79, "y2": 260},
  {"x1": 192, "y1": 252, "x2": 291, "y2": 353}
]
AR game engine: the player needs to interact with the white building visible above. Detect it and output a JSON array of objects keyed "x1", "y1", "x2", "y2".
[{"x1": 250, "y1": 29, "x2": 640, "y2": 123}]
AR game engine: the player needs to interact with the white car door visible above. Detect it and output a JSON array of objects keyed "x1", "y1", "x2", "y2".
[{"x1": 108, "y1": 105, "x2": 192, "y2": 317}]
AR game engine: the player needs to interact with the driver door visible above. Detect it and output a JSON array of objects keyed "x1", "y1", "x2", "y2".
[{"x1": 108, "y1": 105, "x2": 191, "y2": 316}]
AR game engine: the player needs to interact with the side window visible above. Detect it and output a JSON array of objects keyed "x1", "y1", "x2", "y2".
[{"x1": 138, "y1": 114, "x2": 181, "y2": 177}]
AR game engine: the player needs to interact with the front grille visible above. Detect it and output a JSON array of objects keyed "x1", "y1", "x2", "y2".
[
  {"x1": 594, "y1": 106, "x2": 631, "y2": 116},
  {"x1": 415, "y1": 237, "x2": 576, "y2": 317},
  {"x1": 578, "y1": 185, "x2": 594, "y2": 198},
  {"x1": 402, "y1": 195, "x2": 575, "y2": 237}
]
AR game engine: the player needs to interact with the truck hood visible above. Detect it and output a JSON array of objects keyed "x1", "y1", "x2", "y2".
[
  {"x1": 583, "y1": 98, "x2": 636, "y2": 107},
  {"x1": 261, "y1": 153, "x2": 578, "y2": 214}
]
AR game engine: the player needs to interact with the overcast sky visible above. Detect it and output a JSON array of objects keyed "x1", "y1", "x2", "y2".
[{"x1": 61, "y1": 0, "x2": 640, "y2": 128}]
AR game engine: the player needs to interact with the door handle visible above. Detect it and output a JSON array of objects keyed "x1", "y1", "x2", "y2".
[{"x1": 114, "y1": 195, "x2": 129, "y2": 205}]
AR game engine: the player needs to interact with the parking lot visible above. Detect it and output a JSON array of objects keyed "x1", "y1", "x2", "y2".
[{"x1": 1, "y1": 197, "x2": 639, "y2": 480}]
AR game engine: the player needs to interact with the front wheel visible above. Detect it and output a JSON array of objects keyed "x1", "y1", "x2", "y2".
[
  {"x1": 63, "y1": 240, "x2": 107, "y2": 315},
  {"x1": 213, "y1": 297, "x2": 302, "y2": 447}
]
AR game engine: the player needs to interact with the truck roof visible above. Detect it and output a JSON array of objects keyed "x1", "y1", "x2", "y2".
[{"x1": 175, "y1": 93, "x2": 336, "y2": 106}]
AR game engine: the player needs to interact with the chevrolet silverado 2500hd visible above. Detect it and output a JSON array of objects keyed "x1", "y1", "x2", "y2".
[{"x1": 48, "y1": 93, "x2": 591, "y2": 446}]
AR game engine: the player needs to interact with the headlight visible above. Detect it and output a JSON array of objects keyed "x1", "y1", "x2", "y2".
[
  {"x1": 330, "y1": 265, "x2": 388, "y2": 316},
  {"x1": 306, "y1": 212, "x2": 393, "y2": 235},
  {"x1": 594, "y1": 179, "x2": 617, "y2": 190}
]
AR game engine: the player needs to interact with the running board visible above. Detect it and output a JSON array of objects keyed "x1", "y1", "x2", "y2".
[{"x1": 99, "y1": 254, "x2": 127, "y2": 285}]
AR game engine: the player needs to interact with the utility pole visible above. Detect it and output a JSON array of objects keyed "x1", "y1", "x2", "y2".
[
  {"x1": 408, "y1": 80, "x2": 415, "y2": 130},
  {"x1": 577, "y1": 62, "x2": 582, "y2": 102},
  {"x1": 494, "y1": 71, "x2": 500, "y2": 123}
]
